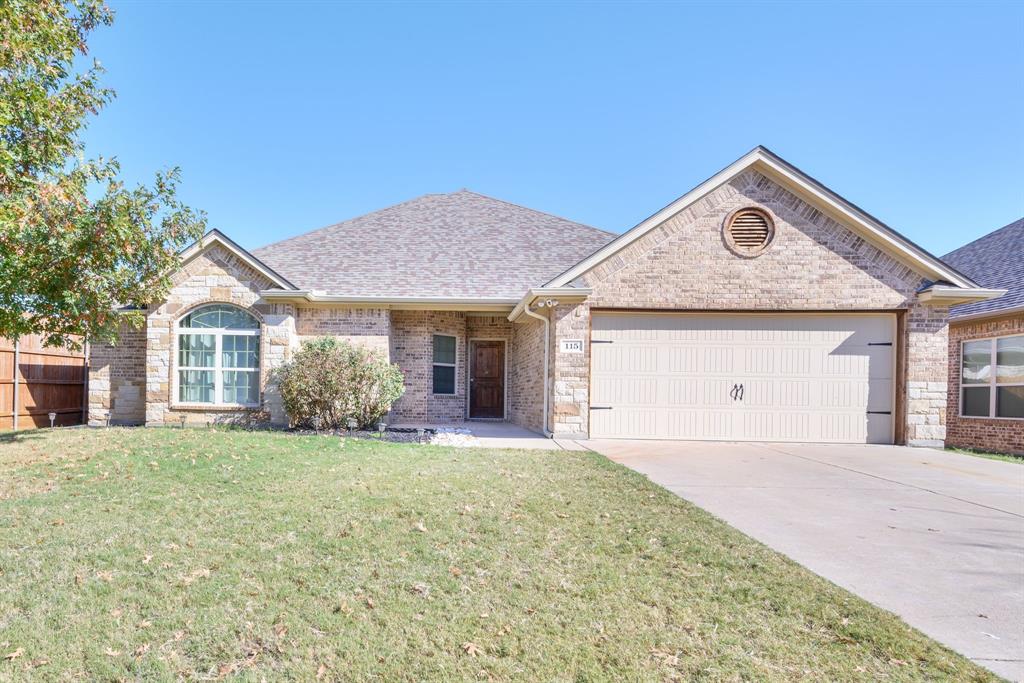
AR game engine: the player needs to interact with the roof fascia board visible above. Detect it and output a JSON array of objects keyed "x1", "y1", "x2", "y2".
[
  {"x1": 260, "y1": 290, "x2": 518, "y2": 312},
  {"x1": 949, "y1": 303, "x2": 1024, "y2": 323},
  {"x1": 508, "y1": 287, "x2": 593, "y2": 323},
  {"x1": 917, "y1": 286, "x2": 1006, "y2": 305},
  {"x1": 545, "y1": 148, "x2": 978, "y2": 290},
  {"x1": 180, "y1": 230, "x2": 298, "y2": 290}
]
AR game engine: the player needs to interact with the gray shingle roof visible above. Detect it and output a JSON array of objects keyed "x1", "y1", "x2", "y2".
[
  {"x1": 942, "y1": 217, "x2": 1024, "y2": 319},
  {"x1": 252, "y1": 190, "x2": 615, "y2": 299}
]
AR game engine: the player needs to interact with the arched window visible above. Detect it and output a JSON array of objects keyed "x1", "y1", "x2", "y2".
[{"x1": 175, "y1": 304, "x2": 260, "y2": 406}]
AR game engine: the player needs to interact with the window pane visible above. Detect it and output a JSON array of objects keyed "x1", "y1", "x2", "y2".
[
  {"x1": 179, "y1": 370, "x2": 215, "y2": 403},
  {"x1": 997, "y1": 386, "x2": 1024, "y2": 418},
  {"x1": 962, "y1": 386, "x2": 991, "y2": 417},
  {"x1": 961, "y1": 340, "x2": 992, "y2": 384},
  {"x1": 219, "y1": 307, "x2": 259, "y2": 330},
  {"x1": 223, "y1": 370, "x2": 258, "y2": 404},
  {"x1": 433, "y1": 364, "x2": 455, "y2": 394},
  {"x1": 996, "y1": 336, "x2": 1024, "y2": 384},
  {"x1": 179, "y1": 334, "x2": 215, "y2": 367},
  {"x1": 433, "y1": 335, "x2": 456, "y2": 365},
  {"x1": 222, "y1": 335, "x2": 258, "y2": 368},
  {"x1": 180, "y1": 304, "x2": 258, "y2": 330}
]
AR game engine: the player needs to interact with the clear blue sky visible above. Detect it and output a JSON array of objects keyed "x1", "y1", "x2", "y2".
[{"x1": 82, "y1": 1, "x2": 1023, "y2": 256}]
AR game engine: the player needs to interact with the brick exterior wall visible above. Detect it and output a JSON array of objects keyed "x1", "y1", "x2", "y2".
[
  {"x1": 88, "y1": 321, "x2": 146, "y2": 425},
  {"x1": 88, "y1": 258, "x2": 546, "y2": 431},
  {"x1": 508, "y1": 317, "x2": 546, "y2": 432},
  {"x1": 388, "y1": 310, "x2": 468, "y2": 423},
  {"x1": 548, "y1": 170, "x2": 951, "y2": 445},
  {"x1": 295, "y1": 307, "x2": 391, "y2": 358},
  {"x1": 946, "y1": 313, "x2": 1024, "y2": 455}
]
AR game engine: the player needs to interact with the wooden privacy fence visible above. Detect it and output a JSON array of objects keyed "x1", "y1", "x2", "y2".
[{"x1": 0, "y1": 335, "x2": 87, "y2": 431}]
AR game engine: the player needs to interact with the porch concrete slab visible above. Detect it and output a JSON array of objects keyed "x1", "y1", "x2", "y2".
[
  {"x1": 465, "y1": 421, "x2": 563, "y2": 450},
  {"x1": 586, "y1": 439, "x2": 1024, "y2": 681},
  {"x1": 390, "y1": 421, "x2": 564, "y2": 450}
]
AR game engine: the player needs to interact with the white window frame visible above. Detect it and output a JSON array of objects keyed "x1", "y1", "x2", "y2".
[
  {"x1": 432, "y1": 334, "x2": 457, "y2": 396},
  {"x1": 173, "y1": 311, "x2": 261, "y2": 409},
  {"x1": 959, "y1": 333, "x2": 1024, "y2": 420}
]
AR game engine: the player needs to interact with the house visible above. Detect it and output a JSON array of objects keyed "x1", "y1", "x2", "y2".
[
  {"x1": 942, "y1": 219, "x2": 1024, "y2": 454},
  {"x1": 87, "y1": 147, "x2": 1001, "y2": 446}
]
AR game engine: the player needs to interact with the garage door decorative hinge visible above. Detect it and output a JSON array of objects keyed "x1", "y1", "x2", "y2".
[
  {"x1": 590, "y1": 340, "x2": 613, "y2": 344},
  {"x1": 589, "y1": 406, "x2": 613, "y2": 410},
  {"x1": 866, "y1": 411, "x2": 892, "y2": 415},
  {"x1": 867, "y1": 342, "x2": 893, "y2": 346}
]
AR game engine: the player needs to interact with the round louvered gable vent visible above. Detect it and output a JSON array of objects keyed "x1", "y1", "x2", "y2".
[{"x1": 724, "y1": 208, "x2": 774, "y2": 255}]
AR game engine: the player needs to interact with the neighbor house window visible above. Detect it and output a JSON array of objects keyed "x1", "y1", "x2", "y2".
[
  {"x1": 961, "y1": 334, "x2": 1024, "y2": 418},
  {"x1": 432, "y1": 334, "x2": 456, "y2": 395},
  {"x1": 176, "y1": 304, "x2": 260, "y2": 406}
]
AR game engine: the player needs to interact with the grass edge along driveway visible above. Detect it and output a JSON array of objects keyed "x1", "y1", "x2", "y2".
[{"x1": 0, "y1": 428, "x2": 1000, "y2": 681}]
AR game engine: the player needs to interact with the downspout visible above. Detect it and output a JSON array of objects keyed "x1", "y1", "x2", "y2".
[{"x1": 522, "y1": 303, "x2": 553, "y2": 438}]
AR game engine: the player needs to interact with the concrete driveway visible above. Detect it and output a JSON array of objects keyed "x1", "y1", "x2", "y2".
[{"x1": 586, "y1": 440, "x2": 1024, "y2": 680}]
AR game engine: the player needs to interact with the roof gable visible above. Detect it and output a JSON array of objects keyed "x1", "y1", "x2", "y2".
[
  {"x1": 179, "y1": 230, "x2": 297, "y2": 291},
  {"x1": 546, "y1": 147, "x2": 980, "y2": 290},
  {"x1": 942, "y1": 218, "x2": 1024, "y2": 319},
  {"x1": 252, "y1": 190, "x2": 614, "y2": 299}
]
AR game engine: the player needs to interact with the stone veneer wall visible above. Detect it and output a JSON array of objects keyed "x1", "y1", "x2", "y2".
[
  {"x1": 548, "y1": 170, "x2": 951, "y2": 446},
  {"x1": 388, "y1": 310, "x2": 468, "y2": 423},
  {"x1": 946, "y1": 313, "x2": 1024, "y2": 455},
  {"x1": 127, "y1": 244, "x2": 298, "y2": 426},
  {"x1": 88, "y1": 321, "x2": 147, "y2": 425}
]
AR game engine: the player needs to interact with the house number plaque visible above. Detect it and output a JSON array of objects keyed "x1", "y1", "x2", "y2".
[{"x1": 560, "y1": 339, "x2": 584, "y2": 353}]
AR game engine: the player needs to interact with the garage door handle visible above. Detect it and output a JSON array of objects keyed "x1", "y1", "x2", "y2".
[{"x1": 730, "y1": 384, "x2": 744, "y2": 401}]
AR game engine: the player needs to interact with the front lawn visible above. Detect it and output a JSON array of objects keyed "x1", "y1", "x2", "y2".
[
  {"x1": 946, "y1": 446, "x2": 1023, "y2": 464},
  {"x1": 0, "y1": 429, "x2": 995, "y2": 681}
]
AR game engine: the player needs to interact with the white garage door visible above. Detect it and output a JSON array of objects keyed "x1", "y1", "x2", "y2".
[{"x1": 590, "y1": 313, "x2": 895, "y2": 444}]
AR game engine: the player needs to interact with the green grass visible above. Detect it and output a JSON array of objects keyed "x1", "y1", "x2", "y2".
[
  {"x1": 946, "y1": 446, "x2": 1024, "y2": 464},
  {"x1": 0, "y1": 429, "x2": 997, "y2": 681}
]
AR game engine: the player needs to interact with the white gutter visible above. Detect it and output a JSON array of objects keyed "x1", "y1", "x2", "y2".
[
  {"x1": 260, "y1": 290, "x2": 518, "y2": 311},
  {"x1": 522, "y1": 302, "x2": 553, "y2": 438},
  {"x1": 507, "y1": 287, "x2": 592, "y2": 323},
  {"x1": 917, "y1": 286, "x2": 1006, "y2": 305}
]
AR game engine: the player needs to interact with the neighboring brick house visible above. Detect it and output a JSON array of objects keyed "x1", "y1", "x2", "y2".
[
  {"x1": 88, "y1": 147, "x2": 1000, "y2": 447},
  {"x1": 942, "y1": 219, "x2": 1024, "y2": 455}
]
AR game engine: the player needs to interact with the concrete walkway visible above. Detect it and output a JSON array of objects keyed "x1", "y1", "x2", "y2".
[
  {"x1": 390, "y1": 421, "x2": 584, "y2": 450},
  {"x1": 586, "y1": 439, "x2": 1024, "y2": 681}
]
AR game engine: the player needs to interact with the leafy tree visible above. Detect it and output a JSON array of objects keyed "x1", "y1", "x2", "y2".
[{"x1": 0, "y1": 0, "x2": 206, "y2": 348}]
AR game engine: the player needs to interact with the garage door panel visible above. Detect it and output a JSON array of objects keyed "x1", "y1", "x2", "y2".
[
  {"x1": 590, "y1": 313, "x2": 895, "y2": 444},
  {"x1": 866, "y1": 379, "x2": 894, "y2": 412},
  {"x1": 740, "y1": 411, "x2": 812, "y2": 441},
  {"x1": 745, "y1": 379, "x2": 810, "y2": 407},
  {"x1": 665, "y1": 410, "x2": 731, "y2": 439},
  {"x1": 592, "y1": 377, "x2": 658, "y2": 406}
]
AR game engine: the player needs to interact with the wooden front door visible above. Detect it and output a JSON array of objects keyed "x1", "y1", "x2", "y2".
[{"x1": 469, "y1": 341, "x2": 505, "y2": 419}]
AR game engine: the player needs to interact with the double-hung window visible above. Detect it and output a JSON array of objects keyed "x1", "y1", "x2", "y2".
[
  {"x1": 176, "y1": 304, "x2": 260, "y2": 406},
  {"x1": 961, "y1": 334, "x2": 1024, "y2": 418},
  {"x1": 432, "y1": 334, "x2": 456, "y2": 395}
]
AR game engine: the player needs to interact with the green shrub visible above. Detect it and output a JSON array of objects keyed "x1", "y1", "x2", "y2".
[{"x1": 274, "y1": 337, "x2": 404, "y2": 429}]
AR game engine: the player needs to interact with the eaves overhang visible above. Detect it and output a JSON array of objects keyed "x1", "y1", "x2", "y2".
[
  {"x1": 916, "y1": 285, "x2": 1006, "y2": 306},
  {"x1": 259, "y1": 290, "x2": 518, "y2": 312},
  {"x1": 508, "y1": 287, "x2": 593, "y2": 323}
]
